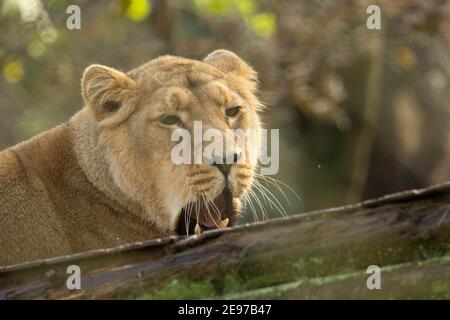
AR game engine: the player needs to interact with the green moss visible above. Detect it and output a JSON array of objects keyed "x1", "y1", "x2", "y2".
[
  {"x1": 222, "y1": 256, "x2": 450, "y2": 299},
  {"x1": 431, "y1": 281, "x2": 449, "y2": 296},
  {"x1": 139, "y1": 279, "x2": 215, "y2": 300},
  {"x1": 223, "y1": 274, "x2": 243, "y2": 294},
  {"x1": 292, "y1": 255, "x2": 326, "y2": 275},
  {"x1": 134, "y1": 253, "x2": 450, "y2": 300},
  {"x1": 292, "y1": 258, "x2": 307, "y2": 273},
  {"x1": 223, "y1": 278, "x2": 305, "y2": 300},
  {"x1": 445, "y1": 242, "x2": 450, "y2": 254}
]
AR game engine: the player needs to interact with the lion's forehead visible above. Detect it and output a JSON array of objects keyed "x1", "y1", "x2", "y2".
[
  {"x1": 128, "y1": 57, "x2": 243, "y2": 107},
  {"x1": 130, "y1": 56, "x2": 224, "y2": 83},
  {"x1": 139, "y1": 69, "x2": 228, "y2": 90},
  {"x1": 139, "y1": 76, "x2": 240, "y2": 111}
]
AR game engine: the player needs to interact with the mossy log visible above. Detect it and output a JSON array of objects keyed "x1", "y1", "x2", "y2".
[{"x1": 1, "y1": 182, "x2": 450, "y2": 299}]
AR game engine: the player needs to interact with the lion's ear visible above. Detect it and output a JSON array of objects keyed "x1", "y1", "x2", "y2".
[
  {"x1": 203, "y1": 50, "x2": 257, "y2": 86},
  {"x1": 81, "y1": 64, "x2": 136, "y2": 125}
]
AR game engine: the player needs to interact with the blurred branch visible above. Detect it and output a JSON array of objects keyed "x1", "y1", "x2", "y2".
[
  {"x1": 347, "y1": 26, "x2": 386, "y2": 203},
  {"x1": 151, "y1": 0, "x2": 174, "y2": 50}
]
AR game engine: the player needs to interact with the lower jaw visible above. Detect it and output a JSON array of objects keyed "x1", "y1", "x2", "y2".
[
  {"x1": 175, "y1": 209, "x2": 197, "y2": 235},
  {"x1": 176, "y1": 188, "x2": 237, "y2": 236}
]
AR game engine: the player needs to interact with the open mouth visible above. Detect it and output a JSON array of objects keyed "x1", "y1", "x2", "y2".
[{"x1": 176, "y1": 188, "x2": 235, "y2": 235}]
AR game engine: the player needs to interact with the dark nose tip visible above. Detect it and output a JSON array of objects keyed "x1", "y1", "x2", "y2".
[
  {"x1": 213, "y1": 163, "x2": 231, "y2": 177},
  {"x1": 212, "y1": 152, "x2": 241, "y2": 178}
]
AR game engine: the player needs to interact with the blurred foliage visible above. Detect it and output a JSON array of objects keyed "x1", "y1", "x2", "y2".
[
  {"x1": 126, "y1": 0, "x2": 151, "y2": 22},
  {"x1": 193, "y1": 0, "x2": 276, "y2": 38},
  {"x1": 0, "y1": 0, "x2": 449, "y2": 216},
  {"x1": 2, "y1": 57, "x2": 24, "y2": 83}
]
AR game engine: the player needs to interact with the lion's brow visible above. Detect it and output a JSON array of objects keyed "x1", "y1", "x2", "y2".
[
  {"x1": 186, "y1": 75, "x2": 200, "y2": 89},
  {"x1": 204, "y1": 82, "x2": 231, "y2": 107},
  {"x1": 191, "y1": 79, "x2": 228, "y2": 104}
]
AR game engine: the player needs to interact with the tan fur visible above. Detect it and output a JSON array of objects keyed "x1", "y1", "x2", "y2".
[{"x1": 0, "y1": 50, "x2": 262, "y2": 266}]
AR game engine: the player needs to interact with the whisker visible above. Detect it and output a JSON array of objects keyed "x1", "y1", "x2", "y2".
[
  {"x1": 194, "y1": 166, "x2": 221, "y2": 229},
  {"x1": 184, "y1": 187, "x2": 193, "y2": 236},
  {"x1": 256, "y1": 175, "x2": 291, "y2": 207},
  {"x1": 253, "y1": 179, "x2": 288, "y2": 218},
  {"x1": 255, "y1": 173, "x2": 304, "y2": 208},
  {"x1": 203, "y1": 186, "x2": 222, "y2": 219},
  {"x1": 243, "y1": 191, "x2": 259, "y2": 223},
  {"x1": 248, "y1": 187, "x2": 269, "y2": 221},
  {"x1": 202, "y1": 193, "x2": 220, "y2": 229},
  {"x1": 252, "y1": 179, "x2": 275, "y2": 211}
]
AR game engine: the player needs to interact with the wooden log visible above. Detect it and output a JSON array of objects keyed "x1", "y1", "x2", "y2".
[
  {"x1": 224, "y1": 256, "x2": 450, "y2": 299},
  {"x1": 1, "y1": 182, "x2": 449, "y2": 299}
]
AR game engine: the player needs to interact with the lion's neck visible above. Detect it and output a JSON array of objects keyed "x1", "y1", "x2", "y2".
[{"x1": 70, "y1": 109, "x2": 144, "y2": 216}]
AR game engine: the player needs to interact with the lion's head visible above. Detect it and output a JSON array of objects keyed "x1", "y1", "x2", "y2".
[{"x1": 81, "y1": 50, "x2": 263, "y2": 235}]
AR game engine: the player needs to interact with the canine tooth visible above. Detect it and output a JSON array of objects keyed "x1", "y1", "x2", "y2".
[
  {"x1": 218, "y1": 218, "x2": 229, "y2": 229},
  {"x1": 195, "y1": 223, "x2": 202, "y2": 235}
]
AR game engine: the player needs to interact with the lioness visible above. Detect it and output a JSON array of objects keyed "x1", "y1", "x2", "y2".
[{"x1": 0, "y1": 50, "x2": 263, "y2": 266}]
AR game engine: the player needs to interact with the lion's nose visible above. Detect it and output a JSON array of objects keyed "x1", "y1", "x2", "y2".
[
  {"x1": 210, "y1": 151, "x2": 242, "y2": 178},
  {"x1": 212, "y1": 163, "x2": 232, "y2": 178}
]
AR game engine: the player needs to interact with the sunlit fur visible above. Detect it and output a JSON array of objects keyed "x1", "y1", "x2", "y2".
[
  {"x1": 79, "y1": 50, "x2": 263, "y2": 232},
  {"x1": 0, "y1": 50, "x2": 264, "y2": 265}
]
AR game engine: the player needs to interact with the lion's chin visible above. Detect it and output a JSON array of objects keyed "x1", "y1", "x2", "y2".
[{"x1": 175, "y1": 188, "x2": 235, "y2": 236}]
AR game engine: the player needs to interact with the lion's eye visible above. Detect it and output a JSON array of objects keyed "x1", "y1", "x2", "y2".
[
  {"x1": 225, "y1": 106, "x2": 241, "y2": 117},
  {"x1": 160, "y1": 115, "x2": 181, "y2": 126}
]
